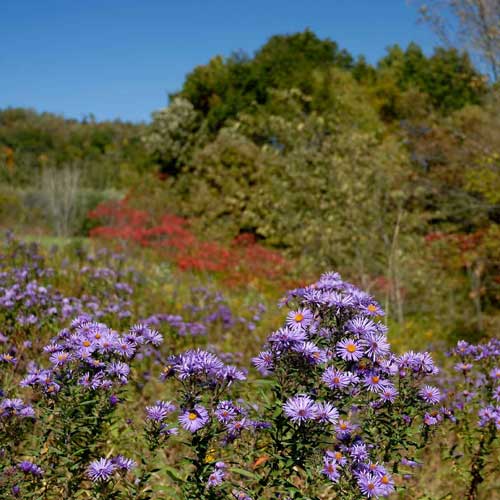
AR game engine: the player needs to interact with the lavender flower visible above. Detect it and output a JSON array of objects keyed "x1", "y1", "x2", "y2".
[
  {"x1": 283, "y1": 395, "x2": 317, "y2": 424},
  {"x1": 179, "y1": 405, "x2": 209, "y2": 432},
  {"x1": 86, "y1": 458, "x2": 116, "y2": 482}
]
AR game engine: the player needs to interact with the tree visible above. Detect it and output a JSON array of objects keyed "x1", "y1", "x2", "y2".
[{"x1": 417, "y1": 0, "x2": 500, "y2": 81}]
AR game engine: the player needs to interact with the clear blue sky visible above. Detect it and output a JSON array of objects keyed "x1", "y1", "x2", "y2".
[{"x1": 1, "y1": 0, "x2": 439, "y2": 123}]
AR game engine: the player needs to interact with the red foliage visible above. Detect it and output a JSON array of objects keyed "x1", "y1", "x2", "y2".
[{"x1": 88, "y1": 199, "x2": 292, "y2": 288}]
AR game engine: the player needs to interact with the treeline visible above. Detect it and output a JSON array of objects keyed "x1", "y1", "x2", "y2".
[{"x1": 1, "y1": 30, "x2": 499, "y2": 339}]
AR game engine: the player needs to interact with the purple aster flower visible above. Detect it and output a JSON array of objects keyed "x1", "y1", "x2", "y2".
[
  {"x1": 268, "y1": 327, "x2": 306, "y2": 347},
  {"x1": 314, "y1": 401, "x2": 339, "y2": 425},
  {"x1": 179, "y1": 405, "x2": 209, "y2": 432},
  {"x1": 226, "y1": 417, "x2": 252, "y2": 436},
  {"x1": 419, "y1": 385, "x2": 441, "y2": 404},
  {"x1": 49, "y1": 350, "x2": 72, "y2": 367},
  {"x1": 346, "y1": 316, "x2": 377, "y2": 336},
  {"x1": 322, "y1": 456, "x2": 340, "y2": 482},
  {"x1": 116, "y1": 339, "x2": 136, "y2": 358},
  {"x1": 283, "y1": 395, "x2": 317, "y2": 424},
  {"x1": 493, "y1": 386, "x2": 500, "y2": 403},
  {"x1": 336, "y1": 338, "x2": 365, "y2": 361},
  {"x1": 336, "y1": 419, "x2": 356, "y2": 440},
  {"x1": 252, "y1": 351, "x2": 274, "y2": 375},
  {"x1": 379, "y1": 385, "x2": 399, "y2": 403},
  {"x1": 357, "y1": 472, "x2": 384, "y2": 497},
  {"x1": 350, "y1": 443, "x2": 369, "y2": 462},
  {"x1": 292, "y1": 341, "x2": 327, "y2": 364},
  {"x1": 0, "y1": 353, "x2": 16, "y2": 364},
  {"x1": 107, "y1": 361, "x2": 130, "y2": 383},
  {"x1": 17, "y1": 461, "x2": 43, "y2": 476},
  {"x1": 286, "y1": 308, "x2": 314, "y2": 331},
  {"x1": 364, "y1": 374, "x2": 391, "y2": 394},
  {"x1": 364, "y1": 332, "x2": 390, "y2": 360},
  {"x1": 379, "y1": 472, "x2": 395, "y2": 496},
  {"x1": 86, "y1": 458, "x2": 116, "y2": 482},
  {"x1": 424, "y1": 412, "x2": 441, "y2": 426},
  {"x1": 454, "y1": 362, "x2": 473, "y2": 373},
  {"x1": 143, "y1": 328, "x2": 163, "y2": 346},
  {"x1": 112, "y1": 455, "x2": 136, "y2": 471},
  {"x1": 222, "y1": 365, "x2": 247, "y2": 383},
  {"x1": 322, "y1": 368, "x2": 353, "y2": 389},
  {"x1": 207, "y1": 468, "x2": 225, "y2": 488},
  {"x1": 146, "y1": 401, "x2": 176, "y2": 422},
  {"x1": 215, "y1": 401, "x2": 238, "y2": 423}
]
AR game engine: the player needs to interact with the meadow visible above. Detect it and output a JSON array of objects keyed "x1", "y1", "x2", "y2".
[
  {"x1": 0, "y1": 232, "x2": 498, "y2": 499},
  {"x1": 1, "y1": 27, "x2": 499, "y2": 499}
]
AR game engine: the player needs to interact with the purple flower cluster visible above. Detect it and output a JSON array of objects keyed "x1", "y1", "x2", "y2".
[
  {"x1": 0, "y1": 398, "x2": 35, "y2": 419},
  {"x1": 206, "y1": 461, "x2": 227, "y2": 488},
  {"x1": 321, "y1": 447, "x2": 395, "y2": 497},
  {"x1": 283, "y1": 394, "x2": 338, "y2": 425},
  {"x1": 20, "y1": 319, "x2": 162, "y2": 395},
  {"x1": 161, "y1": 348, "x2": 246, "y2": 388},
  {"x1": 439, "y1": 338, "x2": 500, "y2": 430},
  {"x1": 254, "y1": 271, "x2": 441, "y2": 497},
  {"x1": 142, "y1": 287, "x2": 265, "y2": 339},
  {"x1": 17, "y1": 460, "x2": 43, "y2": 477},
  {"x1": 86, "y1": 455, "x2": 136, "y2": 482}
]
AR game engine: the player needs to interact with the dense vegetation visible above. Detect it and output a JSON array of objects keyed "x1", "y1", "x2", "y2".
[
  {"x1": 1, "y1": 30, "x2": 499, "y2": 343},
  {"x1": 0, "y1": 235, "x2": 498, "y2": 499},
  {"x1": 1, "y1": 25, "x2": 499, "y2": 499}
]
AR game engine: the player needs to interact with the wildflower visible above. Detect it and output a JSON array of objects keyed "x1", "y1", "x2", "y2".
[
  {"x1": 379, "y1": 385, "x2": 398, "y2": 403},
  {"x1": 215, "y1": 401, "x2": 238, "y2": 423},
  {"x1": 179, "y1": 405, "x2": 209, "y2": 432},
  {"x1": 336, "y1": 338, "x2": 365, "y2": 361},
  {"x1": 146, "y1": 401, "x2": 176, "y2": 422},
  {"x1": 86, "y1": 458, "x2": 116, "y2": 482},
  {"x1": 364, "y1": 374, "x2": 391, "y2": 394},
  {"x1": 350, "y1": 443, "x2": 369, "y2": 462},
  {"x1": 283, "y1": 395, "x2": 317, "y2": 424},
  {"x1": 418, "y1": 385, "x2": 441, "y2": 404},
  {"x1": 268, "y1": 327, "x2": 306, "y2": 347},
  {"x1": 322, "y1": 456, "x2": 340, "y2": 482},
  {"x1": 357, "y1": 472, "x2": 384, "y2": 497},
  {"x1": 252, "y1": 351, "x2": 274, "y2": 375},
  {"x1": 314, "y1": 401, "x2": 339, "y2": 425},
  {"x1": 112, "y1": 455, "x2": 136, "y2": 471},
  {"x1": 286, "y1": 308, "x2": 314, "y2": 331},
  {"x1": 364, "y1": 332, "x2": 390, "y2": 360},
  {"x1": 322, "y1": 367, "x2": 353, "y2": 390},
  {"x1": 346, "y1": 316, "x2": 377, "y2": 336},
  {"x1": 293, "y1": 341, "x2": 327, "y2": 364},
  {"x1": 17, "y1": 461, "x2": 43, "y2": 476}
]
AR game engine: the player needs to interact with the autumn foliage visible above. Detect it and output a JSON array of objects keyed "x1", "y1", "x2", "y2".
[{"x1": 88, "y1": 199, "x2": 292, "y2": 288}]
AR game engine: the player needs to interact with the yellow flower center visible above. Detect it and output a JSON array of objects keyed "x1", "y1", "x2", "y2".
[
  {"x1": 94, "y1": 333, "x2": 101, "y2": 340},
  {"x1": 335, "y1": 452, "x2": 342, "y2": 460},
  {"x1": 333, "y1": 377, "x2": 340, "y2": 384},
  {"x1": 367, "y1": 304, "x2": 377, "y2": 312},
  {"x1": 83, "y1": 340, "x2": 91, "y2": 347},
  {"x1": 381, "y1": 476, "x2": 389, "y2": 485},
  {"x1": 372, "y1": 376, "x2": 380, "y2": 383},
  {"x1": 346, "y1": 343, "x2": 357, "y2": 353},
  {"x1": 188, "y1": 412, "x2": 198, "y2": 421},
  {"x1": 294, "y1": 313, "x2": 304, "y2": 322},
  {"x1": 340, "y1": 423, "x2": 347, "y2": 430},
  {"x1": 57, "y1": 353, "x2": 67, "y2": 361}
]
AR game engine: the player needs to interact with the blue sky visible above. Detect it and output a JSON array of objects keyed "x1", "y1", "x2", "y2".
[{"x1": 1, "y1": 0, "x2": 439, "y2": 122}]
